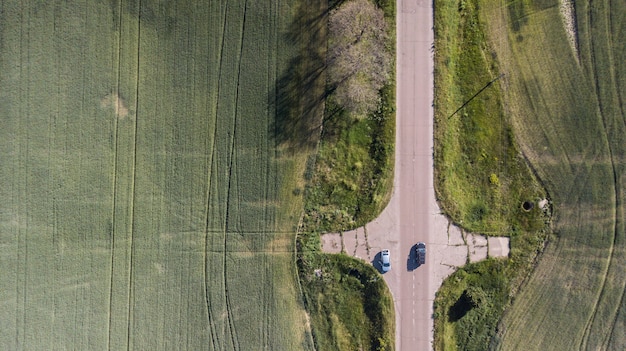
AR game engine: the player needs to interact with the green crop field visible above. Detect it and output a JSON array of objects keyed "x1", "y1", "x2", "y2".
[
  {"x1": 0, "y1": 0, "x2": 323, "y2": 349},
  {"x1": 479, "y1": 0, "x2": 626, "y2": 349}
]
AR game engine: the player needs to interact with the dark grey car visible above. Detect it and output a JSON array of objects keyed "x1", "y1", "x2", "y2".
[{"x1": 416, "y1": 242, "x2": 426, "y2": 265}]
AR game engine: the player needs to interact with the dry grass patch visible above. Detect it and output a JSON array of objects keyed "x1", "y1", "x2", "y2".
[{"x1": 100, "y1": 92, "x2": 129, "y2": 119}]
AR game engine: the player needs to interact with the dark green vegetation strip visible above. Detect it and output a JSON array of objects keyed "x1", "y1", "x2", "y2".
[
  {"x1": 0, "y1": 0, "x2": 321, "y2": 349},
  {"x1": 432, "y1": 0, "x2": 552, "y2": 349},
  {"x1": 303, "y1": 86, "x2": 396, "y2": 232},
  {"x1": 296, "y1": 0, "x2": 396, "y2": 350},
  {"x1": 478, "y1": 0, "x2": 626, "y2": 350}
]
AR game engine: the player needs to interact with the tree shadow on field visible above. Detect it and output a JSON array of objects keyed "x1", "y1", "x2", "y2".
[{"x1": 272, "y1": 1, "x2": 334, "y2": 154}]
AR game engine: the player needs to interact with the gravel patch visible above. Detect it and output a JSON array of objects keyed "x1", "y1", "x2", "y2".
[
  {"x1": 488, "y1": 236, "x2": 510, "y2": 258},
  {"x1": 559, "y1": 0, "x2": 579, "y2": 61}
]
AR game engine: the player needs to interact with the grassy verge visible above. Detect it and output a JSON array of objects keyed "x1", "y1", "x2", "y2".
[
  {"x1": 302, "y1": 0, "x2": 396, "y2": 233},
  {"x1": 434, "y1": 0, "x2": 547, "y2": 234},
  {"x1": 302, "y1": 85, "x2": 395, "y2": 232},
  {"x1": 432, "y1": 0, "x2": 552, "y2": 350},
  {"x1": 299, "y1": 250, "x2": 395, "y2": 351},
  {"x1": 296, "y1": 0, "x2": 396, "y2": 350}
]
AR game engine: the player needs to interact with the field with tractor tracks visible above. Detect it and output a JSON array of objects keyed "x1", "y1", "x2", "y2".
[
  {"x1": 481, "y1": 0, "x2": 626, "y2": 349},
  {"x1": 0, "y1": 0, "x2": 323, "y2": 349}
]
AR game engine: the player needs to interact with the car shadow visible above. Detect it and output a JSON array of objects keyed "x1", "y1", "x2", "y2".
[
  {"x1": 407, "y1": 244, "x2": 420, "y2": 271},
  {"x1": 372, "y1": 251, "x2": 384, "y2": 274}
]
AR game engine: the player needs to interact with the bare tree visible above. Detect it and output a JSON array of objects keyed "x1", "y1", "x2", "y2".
[{"x1": 328, "y1": 0, "x2": 391, "y2": 117}]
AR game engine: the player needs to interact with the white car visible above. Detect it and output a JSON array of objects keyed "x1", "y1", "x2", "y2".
[{"x1": 380, "y1": 249, "x2": 391, "y2": 273}]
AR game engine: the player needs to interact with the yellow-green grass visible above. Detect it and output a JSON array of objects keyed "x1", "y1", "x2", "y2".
[
  {"x1": 478, "y1": 0, "x2": 626, "y2": 349},
  {"x1": 0, "y1": 0, "x2": 321, "y2": 349},
  {"x1": 434, "y1": 0, "x2": 547, "y2": 235},
  {"x1": 434, "y1": 259, "x2": 511, "y2": 351}
]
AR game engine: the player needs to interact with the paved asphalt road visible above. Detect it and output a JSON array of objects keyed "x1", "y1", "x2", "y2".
[{"x1": 390, "y1": 1, "x2": 435, "y2": 349}]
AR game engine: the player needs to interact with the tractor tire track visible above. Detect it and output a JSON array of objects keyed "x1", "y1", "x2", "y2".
[
  {"x1": 221, "y1": 2, "x2": 248, "y2": 350},
  {"x1": 202, "y1": 1, "x2": 231, "y2": 349},
  {"x1": 601, "y1": 2, "x2": 626, "y2": 346},
  {"x1": 592, "y1": 1, "x2": 626, "y2": 347},
  {"x1": 579, "y1": 1, "x2": 622, "y2": 349},
  {"x1": 604, "y1": 283, "x2": 626, "y2": 349},
  {"x1": 602, "y1": 2, "x2": 626, "y2": 348},
  {"x1": 202, "y1": 59, "x2": 220, "y2": 351}
]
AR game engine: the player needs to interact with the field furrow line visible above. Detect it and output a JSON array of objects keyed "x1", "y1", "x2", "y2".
[
  {"x1": 604, "y1": 280, "x2": 626, "y2": 349},
  {"x1": 222, "y1": 210, "x2": 237, "y2": 349},
  {"x1": 604, "y1": 5, "x2": 626, "y2": 346},
  {"x1": 579, "y1": 175, "x2": 617, "y2": 350},
  {"x1": 222, "y1": 94, "x2": 237, "y2": 351},
  {"x1": 238, "y1": 0, "x2": 250, "y2": 234},
  {"x1": 606, "y1": 0, "x2": 626, "y2": 135},
  {"x1": 107, "y1": 1, "x2": 124, "y2": 349},
  {"x1": 233, "y1": 3, "x2": 247, "y2": 236},
  {"x1": 203, "y1": 103, "x2": 220, "y2": 351},
  {"x1": 202, "y1": 82, "x2": 218, "y2": 351},
  {"x1": 262, "y1": 2, "x2": 277, "y2": 347},
  {"x1": 258, "y1": 248, "x2": 267, "y2": 349},
  {"x1": 578, "y1": 176, "x2": 619, "y2": 351},
  {"x1": 223, "y1": 258, "x2": 239, "y2": 351},
  {"x1": 589, "y1": 2, "x2": 626, "y2": 348},
  {"x1": 202, "y1": 1, "x2": 231, "y2": 349}
]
